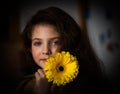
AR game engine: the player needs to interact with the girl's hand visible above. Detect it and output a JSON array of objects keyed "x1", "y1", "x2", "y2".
[{"x1": 34, "y1": 69, "x2": 51, "y2": 94}]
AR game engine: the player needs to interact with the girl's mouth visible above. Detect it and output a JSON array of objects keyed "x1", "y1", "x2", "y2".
[{"x1": 40, "y1": 59, "x2": 47, "y2": 63}]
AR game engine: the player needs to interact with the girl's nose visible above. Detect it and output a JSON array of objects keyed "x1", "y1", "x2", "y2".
[{"x1": 42, "y1": 44, "x2": 51, "y2": 55}]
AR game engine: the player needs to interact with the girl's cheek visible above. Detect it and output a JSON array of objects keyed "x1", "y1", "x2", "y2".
[
  {"x1": 52, "y1": 47, "x2": 60, "y2": 54},
  {"x1": 32, "y1": 48, "x2": 40, "y2": 58}
]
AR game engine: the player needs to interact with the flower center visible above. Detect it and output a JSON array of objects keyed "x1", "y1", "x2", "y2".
[{"x1": 58, "y1": 66, "x2": 64, "y2": 71}]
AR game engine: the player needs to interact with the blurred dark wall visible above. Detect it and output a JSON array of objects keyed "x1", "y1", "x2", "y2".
[{"x1": 0, "y1": 1, "x2": 24, "y2": 94}]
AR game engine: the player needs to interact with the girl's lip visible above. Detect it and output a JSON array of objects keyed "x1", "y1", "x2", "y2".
[{"x1": 40, "y1": 59, "x2": 47, "y2": 62}]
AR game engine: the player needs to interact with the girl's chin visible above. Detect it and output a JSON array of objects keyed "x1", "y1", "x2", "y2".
[{"x1": 39, "y1": 61, "x2": 46, "y2": 68}]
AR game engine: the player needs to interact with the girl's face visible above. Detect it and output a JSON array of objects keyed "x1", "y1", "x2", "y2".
[{"x1": 31, "y1": 24, "x2": 61, "y2": 69}]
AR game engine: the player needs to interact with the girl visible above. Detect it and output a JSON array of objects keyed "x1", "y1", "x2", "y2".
[{"x1": 14, "y1": 6, "x2": 112, "y2": 94}]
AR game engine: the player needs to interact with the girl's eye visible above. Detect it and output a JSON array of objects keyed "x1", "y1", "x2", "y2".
[
  {"x1": 33, "y1": 41, "x2": 42, "y2": 46},
  {"x1": 50, "y1": 40, "x2": 60, "y2": 46}
]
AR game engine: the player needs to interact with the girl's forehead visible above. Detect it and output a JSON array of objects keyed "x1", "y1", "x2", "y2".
[
  {"x1": 31, "y1": 24, "x2": 60, "y2": 39},
  {"x1": 32, "y1": 24, "x2": 57, "y2": 32}
]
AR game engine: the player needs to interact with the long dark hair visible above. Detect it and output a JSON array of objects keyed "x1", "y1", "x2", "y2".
[{"x1": 21, "y1": 6, "x2": 109, "y2": 94}]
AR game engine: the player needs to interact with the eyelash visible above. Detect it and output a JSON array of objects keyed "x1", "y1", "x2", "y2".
[
  {"x1": 33, "y1": 41, "x2": 42, "y2": 46},
  {"x1": 33, "y1": 40, "x2": 60, "y2": 47},
  {"x1": 50, "y1": 40, "x2": 60, "y2": 46}
]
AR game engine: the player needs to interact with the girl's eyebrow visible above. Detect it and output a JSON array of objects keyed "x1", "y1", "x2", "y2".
[
  {"x1": 32, "y1": 37, "x2": 60, "y2": 41},
  {"x1": 32, "y1": 38, "x2": 42, "y2": 41},
  {"x1": 49, "y1": 37, "x2": 60, "y2": 40}
]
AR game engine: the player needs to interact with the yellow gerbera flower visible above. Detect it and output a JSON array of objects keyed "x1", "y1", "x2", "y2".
[{"x1": 44, "y1": 51, "x2": 79, "y2": 86}]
